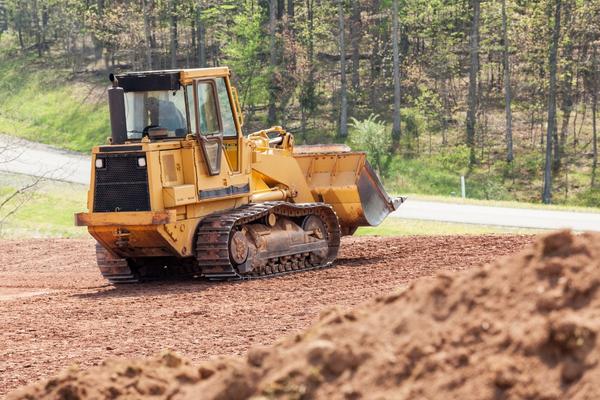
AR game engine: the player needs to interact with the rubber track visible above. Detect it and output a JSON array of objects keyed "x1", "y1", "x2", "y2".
[{"x1": 195, "y1": 202, "x2": 341, "y2": 280}]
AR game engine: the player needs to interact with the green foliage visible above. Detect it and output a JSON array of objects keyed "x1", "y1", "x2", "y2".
[
  {"x1": 0, "y1": 58, "x2": 109, "y2": 152},
  {"x1": 466, "y1": 172, "x2": 511, "y2": 201},
  {"x1": 349, "y1": 114, "x2": 391, "y2": 176},
  {"x1": 0, "y1": 0, "x2": 598, "y2": 206},
  {"x1": 399, "y1": 107, "x2": 424, "y2": 156},
  {"x1": 0, "y1": 30, "x2": 19, "y2": 57},
  {"x1": 515, "y1": 152, "x2": 545, "y2": 177},
  {"x1": 435, "y1": 145, "x2": 471, "y2": 175},
  {"x1": 574, "y1": 188, "x2": 600, "y2": 208},
  {"x1": 220, "y1": 1, "x2": 269, "y2": 114},
  {"x1": 385, "y1": 151, "x2": 512, "y2": 201},
  {"x1": 386, "y1": 156, "x2": 465, "y2": 196}
]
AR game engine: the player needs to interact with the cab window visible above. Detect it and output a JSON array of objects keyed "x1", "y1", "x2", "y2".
[
  {"x1": 124, "y1": 89, "x2": 188, "y2": 139},
  {"x1": 186, "y1": 85, "x2": 196, "y2": 134},
  {"x1": 196, "y1": 82, "x2": 220, "y2": 135},
  {"x1": 216, "y1": 78, "x2": 237, "y2": 137}
]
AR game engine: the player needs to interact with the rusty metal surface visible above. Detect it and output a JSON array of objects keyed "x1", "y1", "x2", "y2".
[
  {"x1": 75, "y1": 211, "x2": 176, "y2": 227},
  {"x1": 95, "y1": 242, "x2": 139, "y2": 284},
  {"x1": 293, "y1": 144, "x2": 353, "y2": 154}
]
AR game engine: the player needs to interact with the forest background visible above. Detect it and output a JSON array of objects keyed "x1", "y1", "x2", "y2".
[{"x1": 0, "y1": 0, "x2": 599, "y2": 206}]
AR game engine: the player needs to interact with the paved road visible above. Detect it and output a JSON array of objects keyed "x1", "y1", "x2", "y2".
[
  {"x1": 1, "y1": 134, "x2": 598, "y2": 232},
  {"x1": 0, "y1": 134, "x2": 90, "y2": 185},
  {"x1": 392, "y1": 199, "x2": 600, "y2": 232}
]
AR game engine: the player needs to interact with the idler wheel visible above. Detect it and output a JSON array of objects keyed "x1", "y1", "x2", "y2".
[
  {"x1": 302, "y1": 215, "x2": 328, "y2": 262},
  {"x1": 229, "y1": 230, "x2": 249, "y2": 265}
]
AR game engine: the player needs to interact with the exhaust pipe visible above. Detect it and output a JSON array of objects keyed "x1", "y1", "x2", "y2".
[{"x1": 108, "y1": 74, "x2": 127, "y2": 145}]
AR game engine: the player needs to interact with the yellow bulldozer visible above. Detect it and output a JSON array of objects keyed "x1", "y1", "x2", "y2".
[{"x1": 75, "y1": 67, "x2": 403, "y2": 283}]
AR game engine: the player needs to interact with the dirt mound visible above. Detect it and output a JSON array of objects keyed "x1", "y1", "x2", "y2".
[{"x1": 9, "y1": 231, "x2": 600, "y2": 400}]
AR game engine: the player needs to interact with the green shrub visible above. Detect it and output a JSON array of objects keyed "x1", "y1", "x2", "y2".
[
  {"x1": 400, "y1": 107, "x2": 426, "y2": 157},
  {"x1": 574, "y1": 188, "x2": 600, "y2": 208},
  {"x1": 349, "y1": 114, "x2": 391, "y2": 177},
  {"x1": 516, "y1": 152, "x2": 544, "y2": 178},
  {"x1": 387, "y1": 156, "x2": 464, "y2": 196},
  {"x1": 466, "y1": 172, "x2": 510, "y2": 200},
  {"x1": 435, "y1": 144, "x2": 471, "y2": 175}
]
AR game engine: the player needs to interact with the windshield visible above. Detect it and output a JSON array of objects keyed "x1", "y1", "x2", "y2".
[{"x1": 124, "y1": 89, "x2": 188, "y2": 139}]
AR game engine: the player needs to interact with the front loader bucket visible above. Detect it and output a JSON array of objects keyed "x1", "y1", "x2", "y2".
[
  {"x1": 294, "y1": 146, "x2": 404, "y2": 234},
  {"x1": 357, "y1": 161, "x2": 404, "y2": 226}
]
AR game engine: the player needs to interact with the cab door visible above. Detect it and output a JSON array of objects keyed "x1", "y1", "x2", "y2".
[
  {"x1": 188, "y1": 76, "x2": 243, "y2": 176},
  {"x1": 214, "y1": 77, "x2": 241, "y2": 172}
]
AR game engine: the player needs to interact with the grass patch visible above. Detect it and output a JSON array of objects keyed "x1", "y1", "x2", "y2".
[
  {"x1": 0, "y1": 172, "x2": 88, "y2": 238},
  {"x1": 0, "y1": 56, "x2": 109, "y2": 153},
  {"x1": 357, "y1": 216, "x2": 541, "y2": 236},
  {"x1": 380, "y1": 152, "x2": 600, "y2": 208}
]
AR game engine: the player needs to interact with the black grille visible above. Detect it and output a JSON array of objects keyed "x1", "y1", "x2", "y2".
[{"x1": 93, "y1": 153, "x2": 150, "y2": 212}]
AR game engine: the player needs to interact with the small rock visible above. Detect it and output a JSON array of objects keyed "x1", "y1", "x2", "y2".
[
  {"x1": 198, "y1": 365, "x2": 215, "y2": 380},
  {"x1": 561, "y1": 358, "x2": 585, "y2": 383},
  {"x1": 161, "y1": 352, "x2": 183, "y2": 368},
  {"x1": 247, "y1": 346, "x2": 269, "y2": 367}
]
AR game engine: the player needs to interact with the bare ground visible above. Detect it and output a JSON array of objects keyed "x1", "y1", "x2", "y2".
[{"x1": 0, "y1": 235, "x2": 533, "y2": 396}]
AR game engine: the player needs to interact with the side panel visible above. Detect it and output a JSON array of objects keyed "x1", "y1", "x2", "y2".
[
  {"x1": 156, "y1": 140, "x2": 250, "y2": 258},
  {"x1": 87, "y1": 139, "x2": 252, "y2": 260},
  {"x1": 250, "y1": 149, "x2": 315, "y2": 203}
]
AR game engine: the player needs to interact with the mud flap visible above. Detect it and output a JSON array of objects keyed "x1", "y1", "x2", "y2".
[{"x1": 357, "y1": 162, "x2": 405, "y2": 226}]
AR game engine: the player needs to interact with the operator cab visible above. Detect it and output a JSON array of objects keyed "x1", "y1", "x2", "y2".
[{"x1": 110, "y1": 68, "x2": 243, "y2": 173}]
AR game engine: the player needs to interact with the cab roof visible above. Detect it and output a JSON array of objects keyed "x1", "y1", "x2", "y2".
[{"x1": 115, "y1": 67, "x2": 230, "y2": 93}]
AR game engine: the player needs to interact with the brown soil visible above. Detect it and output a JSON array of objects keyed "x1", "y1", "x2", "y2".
[{"x1": 0, "y1": 234, "x2": 531, "y2": 398}]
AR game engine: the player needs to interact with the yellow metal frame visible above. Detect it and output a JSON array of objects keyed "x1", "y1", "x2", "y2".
[{"x1": 79, "y1": 67, "x2": 395, "y2": 261}]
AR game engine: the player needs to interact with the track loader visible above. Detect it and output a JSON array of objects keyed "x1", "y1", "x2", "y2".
[{"x1": 75, "y1": 67, "x2": 403, "y2": 283}]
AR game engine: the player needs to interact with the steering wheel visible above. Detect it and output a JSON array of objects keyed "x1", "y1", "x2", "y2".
[{"x1": 142, "y1": 125, "x2": 159, "y2": 137}]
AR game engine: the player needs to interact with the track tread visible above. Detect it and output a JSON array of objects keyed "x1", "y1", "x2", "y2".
[
  {"x1": 195, "y1": 202, "x2": 341, "y2": 280},
  {"x1": 95, "y1": 243, "x2": 140, "y2": 284}
]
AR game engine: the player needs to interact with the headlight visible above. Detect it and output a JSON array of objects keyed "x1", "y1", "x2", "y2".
[
  {"x1": 95, "y1": 158, "x2": 104, "y2": 169},
  {"x1": 137, "y1": 157, "x2": 146, "y2": 167}
]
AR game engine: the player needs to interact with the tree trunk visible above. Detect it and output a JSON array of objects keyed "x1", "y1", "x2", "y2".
[
  {"x1": 591, "y1": 45, "x2": 599, "y2": 188},
  {"x1": 268, "y1": 0, "x2": 278, "y2": 124},
  {"x1": 277, "y1": 0, "x2": 285, "y2": 20},
  {"x1": 466, "y1": 0, "x2": 480, "y2": 166},
  {"x1": 592, "y1": 91, "x2": 598, "y2": 188},
  {"x1": 0, "y1": 0, "x2": 7, "y2": 33},
  {"x1": 196, "y1": 2, "x2": 206, "y2": 67},
  {"x1": 338, "y1": 0, "x2": 348, "y2": 138},
  {"x1": 169, "y1": 0, "x2": 178, "y2": 69},
  {"x1": 501, "y1": 0, "x2": 513, "y2": 163},
  {"x1": 17, "y1": 24, "x2": 24, "y2": 50},
  {"x1": 142, "y1": 0, "x2": 153, "y2": 69},
  {"x1": 555, "y1": 1, "x2": 574, "y2": 173},
  {"x1": 300, "y1": 0, "x2": 314, "y2": 135},
  {"x1": 543, "y1": 0, "x2": 561, "y2": 204},
  {"x1": 391, "y1": 0, "x2": 401, "y2": 152},
  {"x1": 350, "y1": 0, "x2": 361, "y2": 93},
  {"x1": 369, "y1": 0, "x2": 381, "y2": 107},
  {"x1": 94, "y1": 0, "x2": 105, "y2": 60},
  {"x1": 287, "y1": 0, "x2": 294, "y2": 19},
  {"x1": 40, "y1": 3, "x2": 49, "y2": 54},
  {"x1": 32, "y1": 0, "x2": 42, "y2": 57}
]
